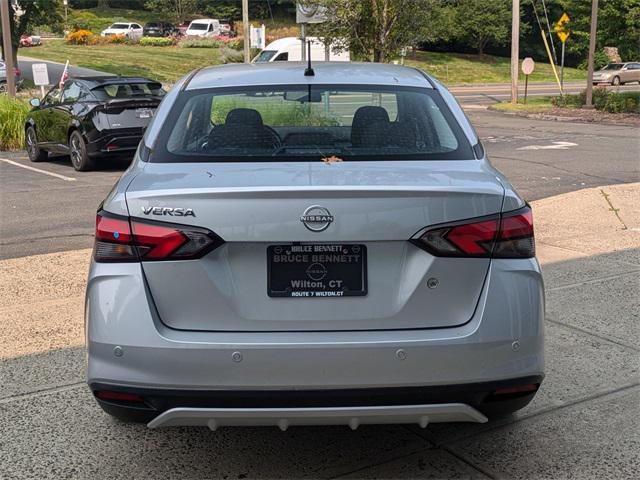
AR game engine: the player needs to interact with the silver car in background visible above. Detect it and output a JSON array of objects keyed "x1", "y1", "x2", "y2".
[
  {"x1": 592, "y1": 62, "x2": 640, "y2": 85},
  {"x1": 86, "y1": 62, "x2": 544, "y2": 429}
]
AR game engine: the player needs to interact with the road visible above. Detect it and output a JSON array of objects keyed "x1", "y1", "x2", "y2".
[
  {"x1": 1, "y1": 108, "x2": 638, "y2": 260},
  {"x1": 452, "y1": 81, "x2": 640, "y2": 105},
  {"x1": 17, "y1": 56, "x2": 114, "y2": 84}
]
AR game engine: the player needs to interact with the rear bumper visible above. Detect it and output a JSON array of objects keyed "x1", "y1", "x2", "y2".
[
  {"x1": 86, "y1": 258, "x2": 545, "y2": 424},
  {"x1": 86, "y1": 130, "x2": 143, "y2": 157},
  {"x1": 92, "y1": 376, "x2": 541, "y2": 426}
]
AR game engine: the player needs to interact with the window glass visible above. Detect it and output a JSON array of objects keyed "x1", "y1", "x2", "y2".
[
  {"x1": 273, "y1": 52, "x2": 289, "y2": 61},
  {"x1": 111, "y1": 23, "x2": 129, "y2": 29},
  {"x1": 159, "y1": 85, "x2": 472, "y2": 163},
  {"x1": 62, "y1": 82, "x2": 82, "y2": 103},
  {"x1": 43, "y1": 86, "x2": 61, "y2": 105},
  {"x1": 92, "y1": 82, "x2": 165, "y2": 99}
]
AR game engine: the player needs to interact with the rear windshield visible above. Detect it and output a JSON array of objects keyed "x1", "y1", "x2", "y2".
[
  {"x1": 189, "y1": 23, "x2": 209, "y2": 30},
  {"x1": 92, "y1": 82, "x2": 165, "y2": 100},
  {"x1": 110, "y1": 23, "x2": 130, "y2": 29},
  {"x1": 155, "y1": 85, "x2": 473, "y2": 163},
  {"x1": 145, "y1": 23, "x2": 160, "y2": 28}
]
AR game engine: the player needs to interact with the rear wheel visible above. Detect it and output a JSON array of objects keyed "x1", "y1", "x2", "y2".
[
  {"x1": 69, "y1": 130, "x2": 94, "y2": 171},
  {"x1": 25, "y1": 126, "x2": 48, "y2": 162}
]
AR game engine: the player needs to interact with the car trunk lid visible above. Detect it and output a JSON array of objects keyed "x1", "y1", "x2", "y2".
[{"x1": 125, "y1": 161, "x2": 504, "y2": 332}]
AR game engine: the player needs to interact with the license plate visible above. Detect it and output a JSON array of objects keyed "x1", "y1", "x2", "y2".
[
  {"x1": 136, "y1": 108, "x2": 153, "y2": 119},
  {"x1": 268, "y1": 244, "x2": 367, "y2": 298}
]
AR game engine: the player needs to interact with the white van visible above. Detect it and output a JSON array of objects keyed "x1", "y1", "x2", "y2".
[
  {"x1": 186, "y1": 19, "x2": 221, "y2": 38},
  {"x1": 253, "y1": 37, "x2": 350, "y2": 63}
]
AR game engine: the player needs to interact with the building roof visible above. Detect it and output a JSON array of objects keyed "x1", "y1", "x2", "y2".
[{"x1": 186, "y1": 62, "x2": 435, "y2": 90}]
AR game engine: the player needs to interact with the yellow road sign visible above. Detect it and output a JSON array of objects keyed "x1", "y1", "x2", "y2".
[{"x1": 555, "y1": 13, "x2": 570, "y2": 43}]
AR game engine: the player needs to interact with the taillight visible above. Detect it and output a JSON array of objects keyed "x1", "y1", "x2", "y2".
[
  {"x1": 14, "y1": 67, "x2": 21, "y2": 76},
  {"x1": 94, "y1": 210, "x2": 223, "y2": 262},
  {"x1": 412, "y1": 206, "x2": 534, "y2": 258}
]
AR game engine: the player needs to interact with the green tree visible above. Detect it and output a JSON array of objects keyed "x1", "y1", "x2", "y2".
[
  {"x1": 144, "y1": 0, "x2": 197, "y2": 21},
  {"x1": 452, "y1": 0, "x2": 511, "y2": 55},
  {"x1": 558, "y1": 0, "x2": 640, "y2": 62},
  {"x1": 0, "y1": 0, "x2": 63, "y2": 65},
  {"x1": 314, "y1": 0, "x2": 448, "y2": 62}
]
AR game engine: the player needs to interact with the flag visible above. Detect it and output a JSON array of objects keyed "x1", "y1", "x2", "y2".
[{"x1": 59, "y1": 60, "x2": 69, "y2": 89}]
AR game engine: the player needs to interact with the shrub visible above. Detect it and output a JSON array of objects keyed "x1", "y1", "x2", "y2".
[
  {"x1": 87, "y1": 34, "x2": 127, "y2": 45},
  {"x1": 0, "y1": 95, "x2": 30, "y2": 150},
  {"x1": 602, "y1": 91, "x2": 639, "y2": 113},
  {"x1": 140, "y1": 36, "x2": 177, "y2": 47},
  {"x1": 550, "y1": 88, "x2": 639, "y2": 113},
  {"x1": 65, "y1": 29, "x2": 94, "y2": 45},
  {"x1": 179, "y1": 38, "x2": 223, "y2": 48}
]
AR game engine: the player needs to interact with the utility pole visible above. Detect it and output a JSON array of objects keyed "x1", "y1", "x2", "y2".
[
  {"x1": 584, "y1": 0, "x2": 599, "y2": 108},
  {"x1": 242, "y1": 0, "x2": 250, "y2": 63},
  {"x1": 510, "y1": 0, "x2": 520, "y2": 104},
  {"x1": 0, "y1": 0, "x2": 16, "y2": 96}
]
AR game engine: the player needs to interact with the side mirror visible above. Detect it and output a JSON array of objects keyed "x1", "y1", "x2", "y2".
[{"x1": 30, "y1": 98, "x2": 41, "y2": 107}]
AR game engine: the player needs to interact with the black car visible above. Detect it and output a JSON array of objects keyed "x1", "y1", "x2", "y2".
[
  {"x1": 25, "y1": 77, "x2": 165, "y2": 171},
  {"x1": 143, "y1": 21, "x2": 178, "y2": 37}
]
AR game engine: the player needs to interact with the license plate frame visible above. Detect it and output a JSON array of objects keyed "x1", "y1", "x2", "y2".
[{"x1": 267, "y1": 244, "x2": 367, "y2": 298}]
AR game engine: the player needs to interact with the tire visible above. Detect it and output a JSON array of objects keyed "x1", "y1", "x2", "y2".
[
  {"x1": 0, "y1": 81, "x2": 6, "y2": 93},
  {"x1": 69, "y1": 130, "x2": 94, "y2": 171},
  {"x1": 612, "y1": 76, "x2": 621, "y2": 86},
  {"x1": 25, "y1": 126, "x2": 48, "y2": 162}
]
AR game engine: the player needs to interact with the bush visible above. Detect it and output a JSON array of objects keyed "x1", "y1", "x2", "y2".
[
  {"x1": 65, "y1": 29, "x2": 94, "y2": 45},
  {"x1": 551, "y1": 88, "x2": 639, "y2": 113},
  {"x1": 179, "y1": 38, "x2": 223, "y2": 48},
  {"x1": 0, "y1": 95, "x2": 30, "y2": 150},
  {"x1": 578, "y1": 49, "x2": 611, "y2": 71},
  {"x1": 140, "y1": 37, "x2": 177, "y2": 47}
]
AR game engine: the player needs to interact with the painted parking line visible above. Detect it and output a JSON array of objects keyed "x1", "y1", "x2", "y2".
[{"x1": 0, "y1": 157, "x2": 76, "y2": 182}]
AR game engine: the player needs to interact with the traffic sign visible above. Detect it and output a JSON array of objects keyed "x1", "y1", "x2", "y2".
[
  {"x1": 522, "y1": 57, "x2": 535, "y2": 75},
  {"x1": 555, "y1": 13, "x2": 570, "y2": 43}
]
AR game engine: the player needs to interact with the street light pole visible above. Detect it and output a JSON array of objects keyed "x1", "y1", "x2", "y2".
[
  {"x1": 510, "y1": 0, "x2": 520, "y2": 104},
  {"x1": 584, "y1": 0, "x2": 599, "y2": 108},
  {"x1": 0, "y1": 0, "x2": 16, "y2": 96},
  {"x1": 242, "y1": 0, "x2": 250, "y2": 63}
]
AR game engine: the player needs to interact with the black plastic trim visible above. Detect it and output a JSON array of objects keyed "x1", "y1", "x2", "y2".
[{"x1": 91, "y1": 376, "x2": 543, "y2": 423}]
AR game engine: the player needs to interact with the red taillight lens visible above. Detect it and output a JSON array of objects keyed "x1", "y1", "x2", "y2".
[
  {"x1": 94, "y1": 210, "x2": 223, "y2": 262},
  {"x1": 14, "y1": 68, "x2": 21, "y2": 76},
  {"x1": 493, "y1": 207, "x2": 535, "y2": 258},
  {"x1": 412, "y1": 206, "x2": 534, "y2": 258},
  {"x1": 95, "y1": 390, "x2": 144, "y2": 403}
]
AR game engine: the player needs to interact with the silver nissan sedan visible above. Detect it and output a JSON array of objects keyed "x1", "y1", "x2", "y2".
[{"x1": 86, "y1": 62, "x2": 544, "y2": 429}]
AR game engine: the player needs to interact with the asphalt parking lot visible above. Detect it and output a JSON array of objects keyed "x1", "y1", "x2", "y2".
[{"x1": 1, "y1": 109, "x2": 638, "y2": 479}]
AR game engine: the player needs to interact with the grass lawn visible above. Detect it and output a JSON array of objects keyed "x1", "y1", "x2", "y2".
[
  {"x1": 19, "y1": 39, "x2": 220, "y2": 84},
  {"x1": 405, "y1": 51, "x2": 585, "y2": 85},
  {"x1": 489, "y1": 97, "x2": 555, "y2": 113},
  {"x1": 21, "y1": 39, "x2": 587, "y2": 87}
]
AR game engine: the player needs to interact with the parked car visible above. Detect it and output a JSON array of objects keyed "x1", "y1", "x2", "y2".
[
  {"x1": 101, "y1": 22, "x2": 143, "y2": 40},
  {"x1": 219, "y1": 19, "x2": 234, "y2": 36},
  {"x1": 176, "y1": 20, "x2": 190, "y2": 36},
  {"x1": 143, "y1": 21, "x2": 178, "y2": 37},
  {"x1": 185, "y1": 18, "x2": 221, "y2": 37},
  {"x1": 25, "y1": 76, "x2": 164, "y2": 171},
  {"x1": 592, "y1": 62, "x2": 640, "y2": 85},
  {"x1": 253, "y1": 37, "x2": 350, "y2": 62},
  {"x1": 86, "y1": 62, "x2": 544, "y2": 428},
  {"x1": 0, "y1": 60, "x2": 22, "y2": 92},
  {"x1": 19, "y1": 34, "x2": 42, "y2": 47}
]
